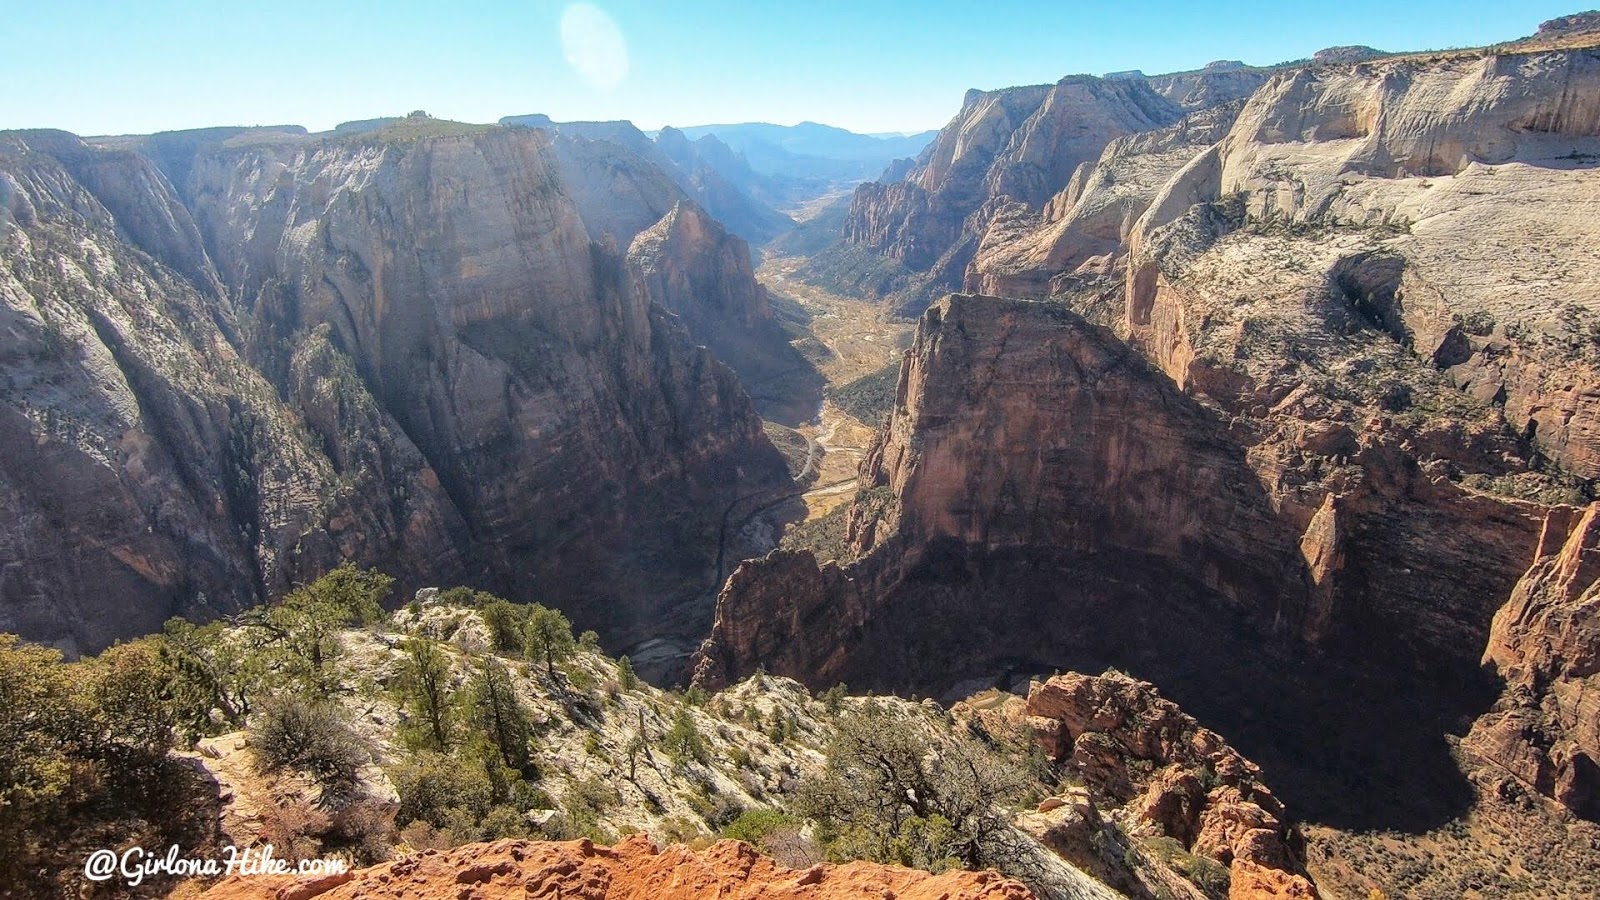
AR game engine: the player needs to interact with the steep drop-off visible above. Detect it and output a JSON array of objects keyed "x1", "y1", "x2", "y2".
[
  {"x1": 627, "y1": 201, "x2": 823, "y2": 423},
  {"x1": 698, "y1": 293, "x2": 1550, "y2": 831},
  {"x1": 0, "y1": 123, "x2": 792, "y2": 653}
]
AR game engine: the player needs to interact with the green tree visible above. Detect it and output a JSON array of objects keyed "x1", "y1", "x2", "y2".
[
  {"x1": 467, "y1": 658, "x2": 533, "y2": 773},
  {"x1": 663, "y1": 708, "x2": 707, "y2": 767},
  {"x1": 76, "y1": 639, "x2": 177, "y2": 769},
  {"x1": 796, "y1": 706, "x2": 1031, "y2": 872},
  {"x1": 0, "y1": 635, "x2": 77, "y2": 843},
  {"x1": 161, "y1": 617, "x2": 260, "y2": 732},
  {"x1": 615, "y1": 655, "x2": 639, "y2": 691},
  {"x1": 478, "y1": 598, "x2": 526, "y2": 654},
  {"x1": 399, "y1": 638, "x2": 454, "y2": 751},
  {"x1": 301, "y1": 562, "x2": 393, "y2": 625},
  {"x1": 523, "y1": 604, "x2": 575, "y2": 679},
  {"x1": 245, "y1": 565, "x2": 393, "y2": 697}
]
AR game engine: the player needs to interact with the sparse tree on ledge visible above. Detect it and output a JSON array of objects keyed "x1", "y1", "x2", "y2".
[{"x1": 523, "y1": 604, "x2": 576, "y2": 680}]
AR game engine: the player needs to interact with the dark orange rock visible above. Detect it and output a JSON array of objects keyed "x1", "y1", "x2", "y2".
[{"x1": 199, "y1": 836, "x2": 1036, "y2": 900}]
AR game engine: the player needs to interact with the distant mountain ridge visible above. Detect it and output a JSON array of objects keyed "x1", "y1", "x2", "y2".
[{"x1": 656, "y1": 122, "x2": 938, "y2": 200}]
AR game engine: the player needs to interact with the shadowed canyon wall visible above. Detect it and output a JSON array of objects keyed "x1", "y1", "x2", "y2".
[{"x1": 0, "y1": 123, "x2": 792, "y2": 653}]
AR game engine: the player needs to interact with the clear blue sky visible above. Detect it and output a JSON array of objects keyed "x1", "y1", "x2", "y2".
[{"x1": 0, "y1": 0, "x2": 1584, "y2": 136}]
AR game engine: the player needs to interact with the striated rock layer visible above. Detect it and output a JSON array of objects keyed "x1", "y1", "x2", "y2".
[
  {"x1": 199, "y1": 835, "x2": 1036, "y2": 900},
  {"x1": 0, "y1": 122, "x2": 791, "y2": 653},
  {"x1": 826, "y1": 65, "x2": 1272, "y2": 316}
]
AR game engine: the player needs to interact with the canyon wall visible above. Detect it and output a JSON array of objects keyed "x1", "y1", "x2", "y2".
[
  {"x1": 0, "y1": 123, "x2": 791, "y2": 653},
  {"x1": 715, "y1": 45, "x2": 1600, "y2": 823}
]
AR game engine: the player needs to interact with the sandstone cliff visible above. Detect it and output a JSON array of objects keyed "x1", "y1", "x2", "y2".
[
  {"x1": 502, "y1": 115, "x2": 794, "y2": 245},
  {"x1": 976, "y1": 47, "x2": 1600, "y2": 485},
  {"x1": 1469, "y1": 502, "x2": 1600, "y2": 819},
  {"x1": 199, "y1": 835, "x2": 1037, "y2": 900},
  {"x1": 835, "y1": 78, "x2": 1184, "y2": 315},
  {"x1": 626, "y1": 201, "x2": 822, "y2": 423},
  {"x1": 823, "y1": 64, "x2": 1283, "y2": 317},
  {"x1": 0, "y1": 123, "x2": 791, "y2": 653},
  {"x1": 547, "y1": 131, "x2": 689, "y2": 247},
  {"x1": 698, "y1": 292, "x2": 1550, "y2": 830}
]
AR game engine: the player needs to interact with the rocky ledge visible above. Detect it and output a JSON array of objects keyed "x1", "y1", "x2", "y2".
[{"x1": 199, "y1": 835, "x2": 1035, "y2": 900}]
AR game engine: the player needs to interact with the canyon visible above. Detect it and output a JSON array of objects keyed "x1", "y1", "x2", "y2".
[
  {"x1": 5, "y1": 9, "x2": 1600, "y2": 900},
  {"x1": 696, "y1": 18, "x2": 1600, "y2": 893},
  {"x1": 0, "y1": 119, "x2": 803, "y2": 655}
]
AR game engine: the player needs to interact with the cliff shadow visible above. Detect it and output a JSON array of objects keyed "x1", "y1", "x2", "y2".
[{"x1": 833, "y1": 540, "x2": 1499, "y2": 834}]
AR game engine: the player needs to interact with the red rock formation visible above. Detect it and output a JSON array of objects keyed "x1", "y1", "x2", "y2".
[
  {"x1": 699, "y1": 291, "x2": 1546, "y2": 831},
  {"x1": 1469, "y1": 502, "x2": 1600, "y2": 819},
  {"x1": 199, "y1": 835, "x2": 1035, "y2": 900},
  {"x1": 1022, "y1": 673, "x2": 1319, "y2": 900}
]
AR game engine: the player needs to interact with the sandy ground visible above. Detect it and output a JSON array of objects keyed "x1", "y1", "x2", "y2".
[{"x1": 759, "y1": 255, "x2": 912, "y2": 518}]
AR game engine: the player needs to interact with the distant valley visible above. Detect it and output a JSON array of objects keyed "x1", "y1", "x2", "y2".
[{"x1": 3, "y1": 9, "x2": 1600, "y2": 900}]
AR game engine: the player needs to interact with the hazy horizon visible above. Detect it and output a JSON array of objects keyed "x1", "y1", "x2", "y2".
[{"x1": 1, "y1": 0, "x2": 1588, "y2": 137}]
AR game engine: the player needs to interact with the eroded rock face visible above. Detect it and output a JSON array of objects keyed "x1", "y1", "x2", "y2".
[
  {"x1": 0, "y1": 124, "x2": 790, "y2": 652},
  {"x1": 504, "y1": 115, "x2": 794, "y2": 246},
  {"x1": 198, "y1": 835, "x2": 1037, "y2": 900},
  {"x1": 698, "y1": 292, "x2": 1548, "y2": 830},
  {"x1": 839, "y1": 78, "x2": 1185, "y2": 314},
  {"x1": 831, "y1": 65, "x2": 1282, "y2": 317},
  {"x1": 626, "y1": 201, "x2": 822, "y2": 423},
  {"x1": 1021, "y1": 672, "x2": 1319, "y2": 899},
  {"x1": 695, "y1": 294, "x2": 1305, "y2": 691},
  {"x1": 1469, "y1": 503, "x2": 1600, "y2": 819}
]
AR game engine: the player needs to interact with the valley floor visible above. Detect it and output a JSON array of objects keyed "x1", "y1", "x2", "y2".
[{"x1": 759, "y1": 254, "x2": 911, "y2": 519}]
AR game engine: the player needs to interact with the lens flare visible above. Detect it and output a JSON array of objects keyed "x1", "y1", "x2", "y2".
[{"x1": 560, "y1": 3, "x2": 629, "y2": 92}]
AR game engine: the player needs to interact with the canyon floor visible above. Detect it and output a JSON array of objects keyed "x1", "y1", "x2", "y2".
[{"x1": 761, "y1": 254, "x2": 912, "y2": 519}]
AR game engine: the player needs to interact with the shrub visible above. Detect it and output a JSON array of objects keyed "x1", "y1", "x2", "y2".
[
  {"x1": 480, "y1": 804, "x2": 532, "y2": 839},
  {"x1": 326, "y1": 797, "x2": 395, "y2": 864},
  {"x1": 250, "y1": 697, "x2": 369, "y2": 794},
  {"x1": 259, "y1": 798, "x2": 331, "y2": 862},
  {"x1": 722, "y1": 809, "x2": 800, "y2": 848},
  {"x1": 391, "y1": 750, "x2": 494, "y2": 828},
  {"x1": 561, "y1": 775, "x2": 619, "y2": 840},
  {"x1": 796, "y1": 706, "x2": 1032, "y2": 872}
]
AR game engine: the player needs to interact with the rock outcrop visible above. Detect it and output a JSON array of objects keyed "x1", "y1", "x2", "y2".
[
  {"x1": 1535, "y1": 11, "x2": 1600, "y2": 40},
  {"x1": 1026, "y1": 674, "x2": 1317, "y2": 897},
  {"x1": 835, "y1": 78, "x2": 1185, "y2": 314},
  {"x1": 0, "y1": 123, "x2": 791, "y2": 652},
  {"x1": 626, "y1": 201, "x2": 822, "y2": 423},
  {"x1": 699, "y1": 291, "x2": 1548, "y2": 830},
  {"x1": 199, "y1": 835, "x2": 1037, "y2": 900},
  {"x1": 1003, "y1": 672, "x2": 1319, "y2": 900},
  {"x1": 1469, "y1": 502, "x2": 1600, "y2": 819}
]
